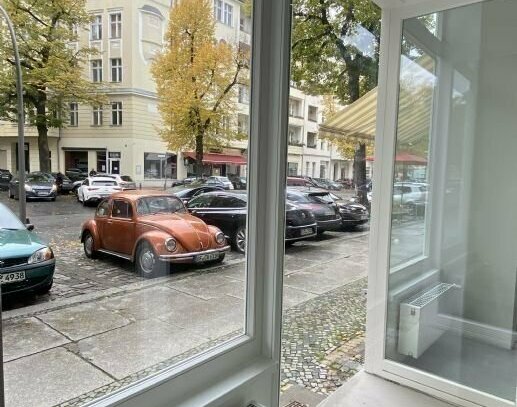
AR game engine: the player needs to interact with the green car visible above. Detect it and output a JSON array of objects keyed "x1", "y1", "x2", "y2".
[{"x1": 0, "y1": 203, "x2": 55, "y2": 295}]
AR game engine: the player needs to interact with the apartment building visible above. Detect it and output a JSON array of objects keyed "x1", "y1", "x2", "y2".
[{"x1": 0, "y1": 0, "x2": 351, "y2": 184}]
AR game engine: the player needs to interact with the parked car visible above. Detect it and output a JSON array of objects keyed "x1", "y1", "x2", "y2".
[
  {"x1": 8, "y1": 173, "x2": 58, "y2": 201},
  {"x1": 169, "y1": 185, "x2": 225, "y2": 204},
  {"x1": 317, "y1": 192, "x2": 369, "y2": 228},
  {"x1": 392, "y1": 182, "x2": 428, "y2": 214},
  {"x1": 287, "y1": 177, "x2": 317, "y2": 187},
  {"x1": 76, "y1": 176, "x2": 122, "y2": 206},
  {"x1": 0, "y1": 169, "x2": 13, "y2": 190},
  {"x1": 0, "y1": 203, "x2": 55, "y2": 295},
  {"x1": 228, "y1": 174, "x2": 247, "y2": 190},
  {"x1": 187, "y1": 191, "x2": 317, "y2": 253},
  {"x1": 93, "y1": 174, "x2": 137, "y2": 190},
  {"x1": 285, "y1": 188, "x2": 342, "y2": 234},
  {"x1": 312, "y1": 178, "x2": 343, "y2": 191},
  {"x1": 80, "y1": 191, "x2": 230, "y2": 277},
  {"x1": 65, "y1": 168, "x2": 88, "y2": 182},
  {"x1": 205, "y1": 176, "x2": 234, "y2": 190},
  {"x1": 51, "y1": 172, "x2": 74, "y2": 194}
]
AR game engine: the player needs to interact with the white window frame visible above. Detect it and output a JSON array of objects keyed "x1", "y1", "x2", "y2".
[
  {"x1": 214, "y1": 0, "x2": 223, "y2": 22},
  {"x1": 82, "y1": 1, "x2": 291, "y2": 406},
  {"x1": 111, "y1": 102, "x2": 122, "y2": 126},
  {"x1": 69, "y1": 102, "x2": 78, "y2": 127},
  {"x1": 223, "y1": 2, "x2": 233, "y2": 26},
  {"x1": 92, "y1": 106, "x2": 103, "y2": 126},
  {"x1": 111, "y1": 58, "x2": 122, "y2": 82},
  {"x1": 365, "y1": 2, "x2": 511, "y2": 407},
  {"x1": 91, "y1": 59, "x2": 103, "y2": 82},
  {"x1": 91, "y1": 14, "x2": 102, "y2": 41},
  {"x1": 109, "y1": 12, "x2": 122, "y2": 39}
]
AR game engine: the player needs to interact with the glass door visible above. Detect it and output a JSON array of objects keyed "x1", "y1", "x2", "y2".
[{"x1": 378, "y1": 0, "x2": 517, "y2": 404}]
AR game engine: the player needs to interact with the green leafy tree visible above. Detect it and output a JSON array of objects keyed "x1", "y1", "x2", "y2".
[
  {"x1": 0, "y1": 0, "x2": 105, "y2": 173},
  {"x1": 151, "y1": 0, "x2": 248, "y2": 177},
  {"x1": 291, "y1": 0, "x2": 381, "y2": 200}
]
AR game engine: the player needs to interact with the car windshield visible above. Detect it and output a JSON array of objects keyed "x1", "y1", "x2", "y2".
[
  {"x1": 0, "y1": 204, "x2": 25, "y2": 230},
  {"x1": 136, "y1": 196, "x2": 186, "y2": 215},
  {"x1": 27, "y1": 174, "x2": 52, "y2": 182}
]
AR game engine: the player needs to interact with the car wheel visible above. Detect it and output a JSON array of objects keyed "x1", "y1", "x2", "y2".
[
  {"x1": 83, "y1": 231, "x2": 97, "y2": 259},
  {"x1": 135, "y1": 241, "x2": 167, "y2": 278},
  {"x1": 233, "y1": 226, "x2": 246, "y2": 254},
  {"x1": 35, "y1": 279, "x2": 53, "y2": 295},
  {"x1": 82, "y1": 196, "x2": 88, "y2": 206}
]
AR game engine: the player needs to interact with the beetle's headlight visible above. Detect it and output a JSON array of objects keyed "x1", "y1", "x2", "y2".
[
  {"x1": 51, "y1": 184, "x2": 57, "y2": 192},
  {"x1": 24, "y1": 184, "x2": 32, "y2": 192},
  {"x1": 28, "y1": 247, "x2": 54, "y2": 264},
  {"x1": 165, "y1": 238, "x2": 177, "y2": 252},
  {"x1": 215, "y1": 232, "x2": 225, "y2": 245}
]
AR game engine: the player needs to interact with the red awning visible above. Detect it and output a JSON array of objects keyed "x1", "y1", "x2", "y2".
[
  {"x1": 367, "y1": 152, "x2": 427, "y2": 165},
  {"x1": 183, "y1": 152, "x2": 247, "y2": 165}
]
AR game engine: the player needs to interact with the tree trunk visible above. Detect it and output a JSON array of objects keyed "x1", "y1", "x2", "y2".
[
  {"x1": 354, "y1": 143, "x2": 368, "y2": 206},
  {"x1": 195, "y1": 133, "x2": 204, "y2": 177},
  {"x1": 36, "y1": 101, "x2": 51, "y2": 173}
]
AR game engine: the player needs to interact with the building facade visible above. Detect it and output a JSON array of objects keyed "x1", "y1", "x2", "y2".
[{"x1": 0, "y1": 0, "x2": 351, "y2": 184}]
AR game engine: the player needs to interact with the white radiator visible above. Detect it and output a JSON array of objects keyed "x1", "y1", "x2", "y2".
[{"x1": 398, "y1": 282, "x2": 456, "y2": 358}]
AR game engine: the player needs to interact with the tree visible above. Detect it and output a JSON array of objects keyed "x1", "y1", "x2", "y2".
[
  {"x1": 291, "y1": 0, "x2": 381, "y2": 201},
  {"x1": 151, "y1": 0, "x2": 248, "y2": 177},
  {"x1": 0, "y1": 0, "x2": 105, "y2": 173}
]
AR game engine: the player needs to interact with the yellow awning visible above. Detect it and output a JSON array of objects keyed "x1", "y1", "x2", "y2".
[{"x1": 319, "y1": 56, "x2": 434, "y2": 146}]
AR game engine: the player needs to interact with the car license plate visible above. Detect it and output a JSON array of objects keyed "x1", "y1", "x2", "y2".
[
  {"x1": 0, "y1": 271, "x2": 26, "y2": 284},
  {"x1": 195, "y1": 253, "x2": 220, "y2": 263},
  {"x1": 300, "y1": 227, "x2": 314, "y2": 236},
  {"x1": 37, "y1": 191, "x2": 48, "y2": 196}
]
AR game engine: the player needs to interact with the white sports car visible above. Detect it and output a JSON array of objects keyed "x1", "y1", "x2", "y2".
[{"x1": 77, "y1": 177, "x2": 121, "y2": 206}]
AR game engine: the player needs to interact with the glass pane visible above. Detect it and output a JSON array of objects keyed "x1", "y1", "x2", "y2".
[
  {"x1": 0, "y1": 0, "x2": 252, "y2": 405},
  {"x1": 386, "y1": 0, "x2": 517, "y2": 401}
]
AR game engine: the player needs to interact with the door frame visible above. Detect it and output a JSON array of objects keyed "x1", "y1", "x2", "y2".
[{"x1": 365, "y1": 1, "x2": 515, "y2": 406}]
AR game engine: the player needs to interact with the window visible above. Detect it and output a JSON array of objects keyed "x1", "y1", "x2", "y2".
[
  {"x1": 90, "y1": 15, "x2": 102, "y2": 40},
  {"x1": 289, "y1": 98, "x2": 301, "y2": 117},
  {"x1": 223, "y1": 3, "x2": 233, "y2": 26},
  {"x1": 91, "y1": 60, "x2": 103, "y2": 82},
  {"x1": 238, "y1": 113, "x2": 249, "y2": 135},
  {"x1": 214, "y1": 0, "x2": 223, "y2": 22},
  {"x1": 111, "y1": 102, "x2": 122, "y2": 126},
  {"x1": 305, "y1": 162, "x2": 310, "y2": 175},
  {"x1": 111, "y1": 58, "x2": 122, "y2": 82},
  {"x1": 92, "y1": 106, "x2": 103, "y2": 126},
  {"x1": 312, "y1": 162, "x2": 316, "y2": 177},
  {"x1": 69, "y1": 102, "x2": 78, "y2": 127},
  {"x1": 308, "y1": 105, "x2": 318, "y2": 122},
  {"x1": 288, "y1": 126, "x2": 301, "y2": 145},
  {"x1": 110, "y1": 13, "x2": 122, "y2": 39},
  {"x1": 307, "y1": 132, "x2": 316, "y2": 148},
  {"x1": 96, "y1": 200, "x2": 110, "y2": 217},
  {"x1": 288, "y1": 162, "x2": 298, "y2": 176},
  {"x1": 188, "y1": 194, "x2": 214, "y2": 208},
  {"x1": 238, "y1": 85, "x2": 250, "y2": 104},
  {"x1": 144, "y1": 152, "x2": 175, "y2": 179},
  {"x1": 112, "y1": 200, "x2": 132, "y2": 219}
]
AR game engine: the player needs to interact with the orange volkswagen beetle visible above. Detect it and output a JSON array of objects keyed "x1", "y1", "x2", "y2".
[{"x1": 80, "y1": 191, "x2": 230, "y2": 277}]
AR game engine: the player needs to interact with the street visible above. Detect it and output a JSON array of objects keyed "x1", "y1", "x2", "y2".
[{"x1": 0, "y1": 191, "x2": 370, "y2": 407}]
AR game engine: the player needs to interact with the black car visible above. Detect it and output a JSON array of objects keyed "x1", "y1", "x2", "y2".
[
  {"x1": 169, "y1": 185, "x2": 225, "y2": 204},
  {"x1": 0, "y1": 169, "x2": 12, "y2": 190},
  {"x1": 319, "y1": 192, "x2": 369, "y2": 228},
  {"x1": 187, "y1": 191, "x2": 317, "y2": 253},
  {"x1": 8, "y1": 173, "x2": 58, "y2": 201},
  {"x1": 51, "y1": 173, "x2": 74, "y2": 194},
  {"x1": 286, "y1": 189, "x2": 342, "y2": 233},
  {"x1": 65, "y1": 168, "x2": 88, "y2": 182}
]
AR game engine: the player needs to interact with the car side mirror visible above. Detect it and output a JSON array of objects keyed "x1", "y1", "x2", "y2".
[{"x1": 26, "y1": 223, "x2": 35, "y2": 231}]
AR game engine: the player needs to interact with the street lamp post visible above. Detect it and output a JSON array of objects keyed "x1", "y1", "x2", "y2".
[{"x1": 0, "y1": 5, "x2": 26, "y2": 222}]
